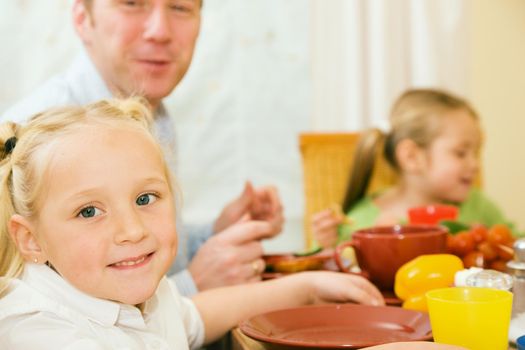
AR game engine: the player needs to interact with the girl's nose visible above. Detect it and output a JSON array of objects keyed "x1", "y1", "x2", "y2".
[{"x1": 114, "y1": 208, "x2": 148, "y2": 244}]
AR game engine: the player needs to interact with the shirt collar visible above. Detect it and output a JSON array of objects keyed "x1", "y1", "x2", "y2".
[
  {"x1": 23, "y1": 264, "x2": 121, "y2": 327},
  {"x1": 64, "y1": 49, "x2": 114, "y2": 105}
]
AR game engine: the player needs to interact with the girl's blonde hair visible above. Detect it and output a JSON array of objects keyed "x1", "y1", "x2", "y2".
[
  {"x1": 0, "y1": 98, "x2": 174, "y2": 295},
  {"x1": 342, "y1": 88, "x2": 479, "y2": 212}
]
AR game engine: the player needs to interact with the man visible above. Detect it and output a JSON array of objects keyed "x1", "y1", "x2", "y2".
[{"x1": 2, "y1": 0, "x2": 284, "y2": 296}]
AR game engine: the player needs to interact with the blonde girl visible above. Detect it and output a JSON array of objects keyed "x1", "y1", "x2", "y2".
[
  {"x1": 0, "y1": 98, "x2": 389, "y2": 349},
  {"x1": 313, "y1": 88, "x2": 514, "y2": 248}
]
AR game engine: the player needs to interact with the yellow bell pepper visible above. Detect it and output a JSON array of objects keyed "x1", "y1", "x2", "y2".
[{"x1": 394, "y1": 254, "x2": 464, "y2": 312}]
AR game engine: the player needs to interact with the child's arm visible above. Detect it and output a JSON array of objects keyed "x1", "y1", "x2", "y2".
[{"x1": 192, "y1": 271, "x2": 384, "y2": 344}]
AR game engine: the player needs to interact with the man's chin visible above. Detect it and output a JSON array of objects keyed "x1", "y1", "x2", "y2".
[{"x1": 142, "y1": 85, "x2": 178, "y2": 105}]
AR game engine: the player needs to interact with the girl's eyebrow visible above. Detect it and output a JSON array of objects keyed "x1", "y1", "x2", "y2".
[
  {"x1": 141, "y1": 177, "x2": 169, "y2": 186},
  {"x1": 66, "y1": 177, "x2": 169, "y2": 200}
]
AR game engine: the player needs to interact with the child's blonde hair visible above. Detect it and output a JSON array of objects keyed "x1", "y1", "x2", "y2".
[
  {"x1": 0, "y1": 98, "x2": 174, "y2": 295},
  {"x1": 342, "y1": 88, "x2": 479, "y2": 212}
]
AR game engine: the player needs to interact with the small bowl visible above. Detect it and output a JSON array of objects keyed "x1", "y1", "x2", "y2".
[
  {"x1": 335, "y1": 225, "x2": 448, "y2": 290},
  {"x1": 408, "y1": 205, "x2": 458, "y2": 225}
]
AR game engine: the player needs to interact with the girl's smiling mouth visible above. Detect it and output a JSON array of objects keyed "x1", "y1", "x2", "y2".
[{"x1": 110, "y1": 252, "x2": 154, "y2": 269}]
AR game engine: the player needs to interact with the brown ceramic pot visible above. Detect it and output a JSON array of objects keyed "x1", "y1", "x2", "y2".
[{"x1": 335, "y1": 225, "x2": 448, "y2": 291}]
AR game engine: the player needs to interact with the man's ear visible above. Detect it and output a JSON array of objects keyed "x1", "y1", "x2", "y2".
[
  {"x1": 395, "y1": 138, "x2": 426, "y2": 174},
  {"x1": 8, "y1": 214, "x2": 47, "y2": 264},
  {"x1": 72, "y1": 0, "x2": 93, "y2": 45}
]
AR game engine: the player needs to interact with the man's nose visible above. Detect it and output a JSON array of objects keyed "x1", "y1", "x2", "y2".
[{"x1": 143, "y1": 5, "x2": 171, "y2": 42}]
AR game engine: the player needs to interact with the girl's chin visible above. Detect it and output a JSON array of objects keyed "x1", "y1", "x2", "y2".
[
  {"x1": 442, "y1": 193, "x2": 469, "y2": 204},
  {"x1": 115, "y1": 290, "x2": 156, "y2": 306},
  {"x1": 111, "y1": 278, "x2": 161, "y2": 305}
]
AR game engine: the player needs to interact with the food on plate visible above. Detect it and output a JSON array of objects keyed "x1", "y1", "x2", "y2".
[
  {"x1": 264, "y1": 252, "x2": 332, "y2": 273},
  {"x1": 293, "y1": 246, "x2": 322, "y2": 257},
  {"x1": 329, "y1": 202, "x2": 353, "y2": 225}
]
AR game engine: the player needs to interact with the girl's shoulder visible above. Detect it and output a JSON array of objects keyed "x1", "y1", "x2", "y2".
[
  {"x1": 345, "y1": 194, "x2": 381, "y2": 231},
  {"x1": 459, "y1": 189, "x2": 517, "y2": 231},
  {"x1": 0, "y1": 279, "x2": 97, "y2": 349},
  {"x1": 459, "y1": 189, "x2": 502, "y2": 217}
]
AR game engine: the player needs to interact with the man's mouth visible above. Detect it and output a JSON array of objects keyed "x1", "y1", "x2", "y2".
[{"x1": 136, "y1": 59, "x2": 171, "y2": 66}]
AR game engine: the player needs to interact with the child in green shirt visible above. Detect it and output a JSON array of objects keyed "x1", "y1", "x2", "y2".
[{"x1": 312, "y1": 89, "x2": 517, "y2": 247}]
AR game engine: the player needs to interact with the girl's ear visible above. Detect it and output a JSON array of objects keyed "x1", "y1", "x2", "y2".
[
  {"x1": 395, "y1": 138, "x2": 426, "y2": 173},
  {"x1": 8, "y1": 214, "x2": 47, "y2": 264}
]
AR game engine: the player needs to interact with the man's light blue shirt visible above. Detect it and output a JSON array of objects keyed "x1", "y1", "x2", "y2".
[{"x1": 1, "y1": 51, "x2": 213, "y2": 296}]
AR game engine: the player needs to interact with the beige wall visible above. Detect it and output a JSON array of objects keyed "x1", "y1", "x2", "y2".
[{"x1": 468, "y1": 0, "x2": 525, "y2": 230}]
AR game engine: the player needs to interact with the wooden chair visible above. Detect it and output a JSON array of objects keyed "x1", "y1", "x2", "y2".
[
  {"x1": 299, "y1": 132, "x2": 397, "y2": 248},
  {"x1": 299, "y1": 132, "x2": 483, "y2": 249}
]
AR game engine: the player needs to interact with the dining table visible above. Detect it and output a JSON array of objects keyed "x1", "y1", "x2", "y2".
[
  {"x1": 228, "y1": 328, "x2": 518, "y2": 350},
  {"x1": 231, "y1": 327, "x2": 266, "y2": 350},
  {"x1": 220, "y1": 248, "x2": 520, "y2": 350}
]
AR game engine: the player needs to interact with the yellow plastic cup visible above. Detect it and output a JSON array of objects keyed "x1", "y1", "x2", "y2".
[{"x1": 426, "y1": 287, "x2": 512, "y2": 350}]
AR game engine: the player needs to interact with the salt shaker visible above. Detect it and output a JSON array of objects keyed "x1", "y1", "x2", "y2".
[
  {"x1": 465, "y1": 268, "x2": 513, "y2": 290},
  {"x1": 507, "y1": 238, "x2": 525, "y2": 342},
  {"x1": 508, "y1": 238, "x2": 525, "y2": 318}
]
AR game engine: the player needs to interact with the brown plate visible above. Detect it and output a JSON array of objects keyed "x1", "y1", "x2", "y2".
[
  {"x1": 239, "y1": 304, "x2": 432, "y2": 349},
  {"x1": 381, "y1": 290, "x2": 403, "y2": 306}
]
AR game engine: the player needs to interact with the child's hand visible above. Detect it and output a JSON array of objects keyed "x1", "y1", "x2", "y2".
[
  {"x1": 311, "y1": 206, "x2": 348, "y2": 248},
  {"x1": 193, "y1": 270, "x2": 384, "y2": 343},
  {"x1": 300, "y1": 271, "x2": 384, "y2": 306}
]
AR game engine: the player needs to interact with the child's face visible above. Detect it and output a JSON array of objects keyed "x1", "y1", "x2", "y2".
[
  {"x1": 421, "y1": 109, "x2": 481, "y2": 203},
  {"x1": 32, "y1": 125, "x2": 177, "y2": 305}
]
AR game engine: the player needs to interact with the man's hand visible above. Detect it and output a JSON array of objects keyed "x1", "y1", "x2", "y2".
[
  {"x1": 189, "y1": 220, "x2": 276, "y2": 291},
  {"x1": 213, "y1": 181, "x2": 284, "y2": 236}
]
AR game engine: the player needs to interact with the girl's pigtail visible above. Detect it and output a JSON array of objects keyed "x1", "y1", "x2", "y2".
[
  {"x1": 342, "y1": 128, "x2": 385, "y2": 213},
  {"x1": 0, "y1": 122, "x2": 24, "y2": 295}
]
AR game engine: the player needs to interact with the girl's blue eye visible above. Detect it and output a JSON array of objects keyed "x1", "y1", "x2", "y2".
[
  {"x1": 79, "y1": 206, "x2": 100, "y2": 218},
  {"x1": 136, "y1": 193, "x2": 157, "y2": 206}
]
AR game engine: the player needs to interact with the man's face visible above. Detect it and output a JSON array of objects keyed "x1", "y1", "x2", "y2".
[{"x1": 76, "y1": 0, "x2": 201, "y2": 107}]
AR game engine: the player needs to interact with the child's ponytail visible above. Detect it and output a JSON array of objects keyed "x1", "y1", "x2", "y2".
[{"x1": 342, "y1": 128, "x2": 386, "y2": 212}]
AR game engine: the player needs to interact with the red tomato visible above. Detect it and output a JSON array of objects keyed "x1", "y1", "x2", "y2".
[
  {"x1": 463, "y1": 251, "x2": 485, "y2": 268},
  {"x1": 495, "y1": 243, "x2": 514, "y2": 261},
  {"x1": 489, "y1": 259, "x2": 508, "y2": 272},
  {"x1": 448, "y1": 231, "x2": 475, "y2": 257},
  {"x1": 446, "y1": 235, "x2": 456, "y2": 253},
  {"x1": 469, "y1": 224, "x2": 488, "y2": 244},
  {"x1": 477, "y1": 241, "x2": 498, "y2": 262},
  {"x1": 487, "y1": 224, "x2": 513, "y2": 246}
]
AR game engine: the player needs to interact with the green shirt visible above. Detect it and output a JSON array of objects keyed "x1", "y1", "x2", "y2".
[{"x1": 337, "y1": 189, "x2": 519, "y2": 243}]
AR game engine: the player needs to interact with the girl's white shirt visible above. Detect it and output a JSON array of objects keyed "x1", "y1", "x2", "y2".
[{"x1": 0, "y1": 263, "x2": 205, "y2": 349}]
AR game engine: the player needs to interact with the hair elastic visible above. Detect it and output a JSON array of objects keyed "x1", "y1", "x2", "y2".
[{"x1": 4, "y1": 136, "x2": 17, "y2": 155}]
